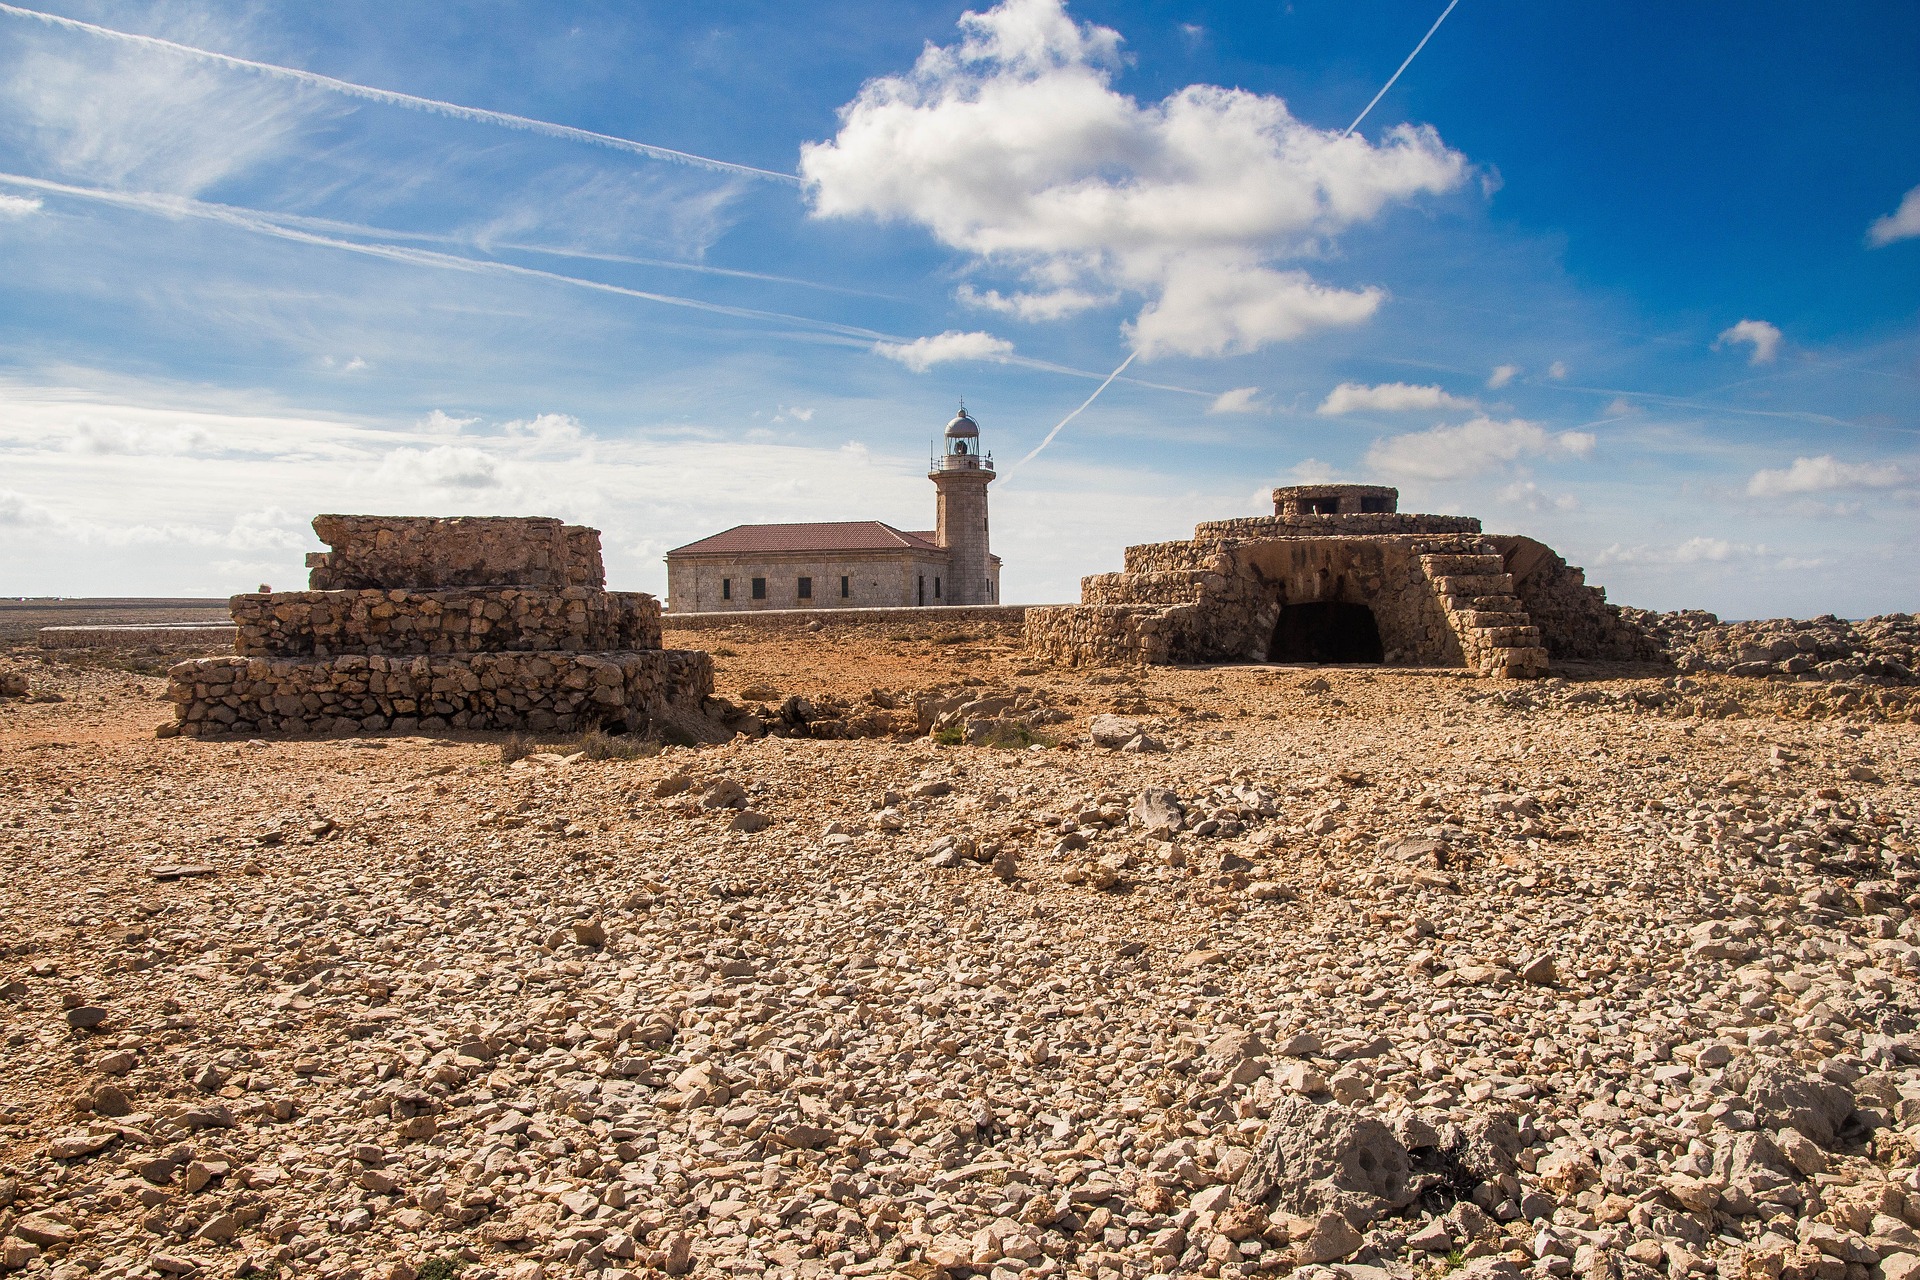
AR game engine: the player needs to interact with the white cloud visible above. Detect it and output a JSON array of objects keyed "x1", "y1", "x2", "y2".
[
  {"x1": 1486, "y1": 364, "x2": 1518, "y2": 389},
  {"x1": 1316, "y1": 381, "x2": 1475, "y2": 416},
  {"x1": 1593, "y1": 538, "x2": 1767, "y2": 567},
  {"x1": 872, "y1": 330, "x2": 1015, "y2": 372},
  {"x1": 956, "y1": 283, "x2": 1113, "y2": 321},
  {"x1": 1207, "y1": 387, "x2": 1265, "y2": 415},
  {"x1": 1365, "y1": 415, "x2": 1595, "y2": 481},
  {"x1": 0, "y1": 193, "x2": 42, "y2": 218},
  {"x1": 1498, "y1": 480, "x2": 1580, "y2": 513},
  {"x1": 1546, "y1": 360, "x2": 1568, "y2": 380},
  {"x1": 1715, "y1": 319, "x2": 1782, "y2": 365},
  {"x1": 419, "y1": 410, "x2": 479, "y2": 435},
  {"x1": 1746, "y1": 454, "x2": 1907, "y2": 497},
  {"x1": 801, "y1": 0, "x2": 1467, "y2": 358},
  {"x1": 374, "y1": 445, "x2": 502, "y2": 490},
  {"x1": 1868, "y1": 184, "x2": 1920, "y2": 248},
  {"x1": 0, "y1": 488, "x2": 53, "y2": 525}
]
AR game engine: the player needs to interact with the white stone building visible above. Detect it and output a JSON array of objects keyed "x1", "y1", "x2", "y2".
[{"x1": 664, "y1": 407, "x2": 1002, "y2": 612}]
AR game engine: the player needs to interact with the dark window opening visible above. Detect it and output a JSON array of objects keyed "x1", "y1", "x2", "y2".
[
  {"x1": 721, "y1": 578, "x2": 731, "y2": 600},
  {"x1": 917, "y1": 575, "x2": 925, "y2": 606},
  {"x1": 1303, "y1": 497, "x2": 1339, "y2": 515},
  {"x1": 751, "y1": 577, "x2": 766, "y2": 600},
  {"x1": 934, "y1": 576, "x2": 941, "y2": 599},
  {"x1": 840, "y1": 576, "x2": 849, "y2": 598},
  {"x1": 1360, "y1": 496, "x2": 1391, "y2": 513},
  {"x1": 798, "y1": 576, "x2": 812, "y2": 600},
  {"x1": 1267, "y1": 601, "x2": 1385, "y2": 664}
]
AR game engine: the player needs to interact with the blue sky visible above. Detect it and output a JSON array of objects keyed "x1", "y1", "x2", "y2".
[{"x1": 0, "y1": 0, "x2": 1914, "y2": 616}]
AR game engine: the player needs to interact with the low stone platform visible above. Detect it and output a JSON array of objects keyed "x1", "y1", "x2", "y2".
[
  {"x1": 161, "y1": 514, "x2": 713, "y2": 738},
  {"x1": 1026, "y1": 485, "x2": 1658, "y2": 678},
  {"x1": 40, "y1": 623, "x2": 237, "y2": 650},
  {"x1": 665, "y1": 604, "x2": 1029, "y2": 633},
  {"x1": 161, "y1": 649, "x2": 713, "y2": 738}
]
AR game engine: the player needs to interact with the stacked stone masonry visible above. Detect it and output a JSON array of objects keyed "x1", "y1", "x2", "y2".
[
  {"x1": 230, "y1": 587, "x2": 660, "y2": 657},
  {"x1": 165, "y1": 515, "x2": 708, "y2": 738},
  {"x1": 304, "y1": 514, "x2": 605, "y2": 590},
  {"x1": 1026, "y1": 485, "x2": 1659, "y2": 679}
]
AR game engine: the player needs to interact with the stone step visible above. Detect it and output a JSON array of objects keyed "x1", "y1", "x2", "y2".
[
  {"x1": 1481, "y1": 625, "x2": 1542, "y2": 647},
  {"x1": 1457, "y1": 610, "x2": 1531, "y2": 629},
  {"x1": 1431, "y1": 573, "x2": 1515, "y2": 597},
  {"x1": 1419, "y1": 553, "x2": 1506, "y2": 576},
  {"x1": 1482, "y1": 645, "x2": 1550, "y2": 679},
  {"x1": 1442, "y1": 593, "x2": 1525, "y2": 612}
]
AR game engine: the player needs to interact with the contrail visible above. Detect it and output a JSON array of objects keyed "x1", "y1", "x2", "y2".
[
  {"x1": 0, "y1": 2, "x2": 800, "y2": 184},
  {"x1": 1007, "y1": 351, "x2": 1139, "y2": 475},
  {"x1": 0, "y1": 172, "x2": 880, "y2": 339},
  {"x1": 1344, "y1": 0, "x2": 1460, "y2": 137}
]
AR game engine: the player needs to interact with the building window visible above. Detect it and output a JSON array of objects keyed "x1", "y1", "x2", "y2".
[
  {"x1": 751, "y1": 577, "x2": 766, "y2": 600},
  {"x1": 918, "y1": 575, "x2": 925, "y2": 606},
  {"x1": 840, "y1": 576, "x2": 849, "y2": 599},
  {"x1": 935, "y1": 576, "x2": 941, "y2": 599},
  {"x1": 721, "y1": 578, "x2": 731, "y2": 600},
  {"x1": 1360, "y1": 496, "x2": 1390, "y2": 513},
  {"x1": 798, "y1": 576, "x2": 812, "y2": 600}
]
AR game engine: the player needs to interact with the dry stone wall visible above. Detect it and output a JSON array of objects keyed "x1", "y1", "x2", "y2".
[
  {"x1": 163, "y1": 649, "x2": 710, "y2": 737},
  {"x1": 305, "y1": 515, "x2": 604, "y2": 590},
  {"x1": 1028, "y1": 489, "x2": 1652, "y2": 678},
  {"x1": 165, "y1": 515, "x2": 709, "y2": 738},
  {"x1": 230, "y1": 588, "x2": 659, "y2": 657}
]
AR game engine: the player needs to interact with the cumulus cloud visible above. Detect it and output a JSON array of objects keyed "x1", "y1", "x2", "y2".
[
  {"x1": 0, "y1": 193, "x2": 42, "y2": 218},
  {"x1": 872, "y1": 330, "x2": 1015, "y2": 372},
  {"x1": 1868, "y1": 184, "x2": 1920, "y2": 248},
  {"x1": 374, "y1": 445, "x2": 502, "y2": 489},
  {"x1": 419, "y1": 410, "x2": 479, "y2": 435},
  {"x1": 1716, "y1": 319, "x2": 1782, "y2": 365},
  {"x1": 1486, "y1": 364, "x2": 1518, "y2": 389},
  {"x1": 1206, "y1": 387, "x2": 1265, "y2": 415},
  {"x1": 0, "y1": 488, "x2": 54, "y2": 525},
  {"x1": 1546, "y1": 360, "x2": 1567, "y2": 380},
  {"x1": 1316, "y1": 381, "x2": 1475, "y2": 416},
  {"x1": 1365, "y1": 416, "x2": 1595, "y2": 481},
  {"x1": 1746, "y1": 455, "x2": 1907, "y2": 497},
  {"x1": 801, "y1": 0, "x2": 1467, "y2": 358}
]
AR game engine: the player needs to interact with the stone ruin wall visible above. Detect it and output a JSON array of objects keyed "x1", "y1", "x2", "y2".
[
  {"x1": 1029, "y1": 513, "x2": 1655, "y2": 676},
  {"x1": 164, "y1": 515, "x2": 709, "y2": 739},
  {"x1": 1491, "y1": 536, "x2": 1664, "y2": 663},
  {"x1": 1192, "y1": 512, "x2": 1481, "y2": 540},
  {"x1": 231, "y1": 588, "x2": 660, "y2": 657},
  {"x1": 305, "y1": 514, "x2": 605, "y2": 590}
]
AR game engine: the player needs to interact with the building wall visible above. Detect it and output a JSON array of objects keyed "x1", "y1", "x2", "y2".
[
  {"x1": 666, "y1": 550, "x2": 954, "y2": 613},
  {"x1": 933, "y1": 468, "x2": 994, "y2": 605}
]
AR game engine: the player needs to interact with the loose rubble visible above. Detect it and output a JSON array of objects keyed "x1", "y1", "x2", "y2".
[{"x1": 1, "y1": 623, "x2": 1917, "y2": 1280}]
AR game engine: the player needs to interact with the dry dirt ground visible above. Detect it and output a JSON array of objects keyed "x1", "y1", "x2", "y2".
[{"x1": 2, "y1": 628, "x2": 1916, "y2": 1280}]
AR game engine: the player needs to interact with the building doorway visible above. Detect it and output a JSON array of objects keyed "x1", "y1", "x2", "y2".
[{"x1": 1267, "y1": 601, "x2": 1384, "y2": 664}]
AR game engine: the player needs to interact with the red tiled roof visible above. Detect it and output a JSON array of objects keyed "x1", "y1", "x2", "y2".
[{"x1": 667, "y1": 521, "x2": 945, "y2": 556}]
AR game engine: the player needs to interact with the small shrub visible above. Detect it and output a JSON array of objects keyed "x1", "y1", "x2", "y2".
[
  {"x1": 932, "y1": 632, "x2": 970, "y2": 645},
  {"x1": 711, "y1": 646, "x2": 738, "y2": 657},
  {"x1": 931, "y1": 723, "x2": 965, "y2": 746},
  {"x1": 576, "y1": 729, "x2": 662, "y2": 761},
  {"x1": 499, "y1": 732, "x2": 536, "y2": 765},
  {"x1": 417, "y1": 1258, "x2": 464, "y2": 1280}
]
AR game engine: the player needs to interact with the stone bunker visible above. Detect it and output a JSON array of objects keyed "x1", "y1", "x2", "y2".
[
  {"x1": 1024, "y1": 485, "x2": 1658, "y2": 678},
  {"x1": 162, "y1": 516, "x2": 713, "y2": 738}
]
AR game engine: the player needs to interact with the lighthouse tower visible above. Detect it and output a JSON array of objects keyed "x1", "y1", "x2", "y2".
[{"x1": 930, "y1": 405, "x2": 997, "y2": 605}]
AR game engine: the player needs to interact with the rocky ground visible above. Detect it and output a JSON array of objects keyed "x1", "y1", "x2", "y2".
[{"x1": 1, "y1": 628, "x2": 1917, "y2": 1280}]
